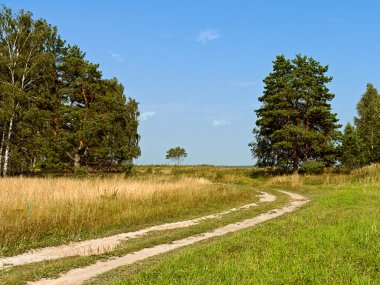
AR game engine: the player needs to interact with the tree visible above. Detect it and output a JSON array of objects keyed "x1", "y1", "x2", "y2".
[
  {"x1": 339, "y1": 123, "x2": 366, "y2": 168},
  {"x1": 54, "y1": 45, "x2": 102, "y2": 171},
  {"x1": 354, "y1": 83, "x2": 380, "y2": 164},
  {"x1": 249, "y1": 54, "x2": 341, "y2": 171},
  {"x1": 82, "y1": 78, "x2": 140, "y2": 172},
  {"x1": 0, "y1": 5, "x2": 60, "y2": 176},
  {"x1": 0, "y1": 5, "x2": 141, "y2": 175},
  {"x1": 166, "y1": 147, "x2": 187, "y2": 165},
  {"x1": 50, "y1": 47, "x2": 141, "y2": 172}
]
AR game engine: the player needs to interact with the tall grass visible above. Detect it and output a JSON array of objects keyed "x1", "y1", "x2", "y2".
[
  {"x1": 0, "y1": 175, "x2": 255, "y2": 256},
  {"x1": 266, "y1": 164, "x2": 380, "y2": 189}
]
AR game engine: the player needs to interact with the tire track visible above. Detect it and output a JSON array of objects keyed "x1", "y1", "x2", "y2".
[
  {"x1": 29, "y1": 191, "x2": 309, "y2": 285},
  {"x1": 0, "y1": 191, "x2": 275, "y2": 269}
]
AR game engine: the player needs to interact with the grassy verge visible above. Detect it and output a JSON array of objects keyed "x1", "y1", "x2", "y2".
[
  {"x1": 0, "y1": 189, "x2": 288, "y2": 285},
  {"x1": 85, "y1": 167, "x2": 380, "y2": 284}
]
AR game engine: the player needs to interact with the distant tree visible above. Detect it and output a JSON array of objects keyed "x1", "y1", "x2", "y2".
[
  {"x1": 249, "y1": 54, "x2": 341, "y2": 171},
  {"x1": 354, "y1": 83, "x2": 380, "y2": 164},
  {"x1": 166, "y1": 147, "x2": 187, "y2": 165},
  {"x1": 339, "y1": 123, "x2": 366, "y2": 168}
]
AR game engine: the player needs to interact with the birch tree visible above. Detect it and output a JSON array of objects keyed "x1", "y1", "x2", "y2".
[{"x1": 0, "y1": 6, "x2": 58, "y2": 176}]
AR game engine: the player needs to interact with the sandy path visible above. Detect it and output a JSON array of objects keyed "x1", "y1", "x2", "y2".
[
  {"x1": 29, "y1": 191, "x2": 309, "y2": 285},
  {"x1": 0, "y1": 191, "x2": 275, "y2": 270}
]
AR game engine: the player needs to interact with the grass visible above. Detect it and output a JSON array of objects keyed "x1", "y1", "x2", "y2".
[
  {"x1": 0, "y1": 173, "x2": 258, "y2": 256},
  {"x1": 1, "y1": 165, "x2": 379, "y2": 284},
  {"x1": 0, "y1": 188, "x2": 287, "y2": 285},
  {"x1": 84, "y1": 165, "x2": 380, "y2": 285}
]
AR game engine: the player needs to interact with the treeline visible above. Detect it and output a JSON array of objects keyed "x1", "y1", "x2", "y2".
[
  {"x1": 0, "y1": 6, "x2": 140, "y2": 176},
  {"x1": 250, "y1": 54, "x2": 380, "y2": 172}
]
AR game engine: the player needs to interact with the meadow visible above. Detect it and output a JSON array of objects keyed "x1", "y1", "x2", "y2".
[
  {"x1": 86, "y1": 165, "x2": 380, "y2": 284},
  {"x1": 0, "y1": 169, "x2": 258, "y2": 256},
  {"x1": 0, "y1": 165, "x2": 379, "y2": 284}
]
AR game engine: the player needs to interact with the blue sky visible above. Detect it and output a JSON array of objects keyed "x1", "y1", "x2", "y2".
[{"x1": 5, "y1": 0, "x2": 380, "y2": 165}]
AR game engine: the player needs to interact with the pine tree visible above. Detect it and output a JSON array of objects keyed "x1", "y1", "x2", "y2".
[
  {"x1": 339, "y1": 123, "x2": 365, "y2": 168},
  {"x1": 354, "y1": 83, "x2": 380, "y2": 164},
  {"x1": 50, "y1": 47, "x2": 141, "y2": 173},
  {"x1": 250, "y1": 54, "x2": 341, "y2": 171},
  {"x1": 82, "y1": 78, "x2": 140, "y2": 171}
]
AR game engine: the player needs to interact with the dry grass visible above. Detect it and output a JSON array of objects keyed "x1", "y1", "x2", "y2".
[
  {"x1": 0, "y1": 175, "x2": 211, "y2": 206},
  {"x1": 0, "y1": 175, "x2": 255, "y2": 256},
  {"x1": 265, "y1": 164, "x2": 380, "y2": 190},
  {"x1": 265, "y1": 172, "x2": 304, "y2": 188},
  {"x1": 265, "y1": 164, "x2": 380, "y2": 189}
]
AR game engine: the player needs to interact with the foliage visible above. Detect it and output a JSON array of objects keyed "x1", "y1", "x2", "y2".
[
  {"x1": 165, "y1": 146, "x2": 187, "y2": 165},
  {"x1": 339, "y1": 123, "x2": 366, "y2": 168},
  {"x1": 250, "y1": 54, "x2": 341, "y2": 171},
  {"x1": 0, "y1": 6, "x2": 140, "y2": 175},
  {"x1": 299, "y1": 160, "x2": 325, "y2": 174},
  {"x1": 354, "y1": 83, "x2": 380, "y2": 164}
]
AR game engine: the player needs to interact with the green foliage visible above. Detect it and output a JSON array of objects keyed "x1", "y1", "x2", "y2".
[
  {"x1": 299, "y1": 160, "x2": 325, "y2": 174},
  {"x1": 250, "y1": 54, "x2": 341, "y2": 171},
  {"x1": 0, "y1": 5, "x2": 62, "y2": 176},
  {"x1": 339, "y1": 123, "x2": 366, "y2": 168},
  {"x1": 0, "y1": 6, "x2": 140, "y2": 175},
  {"x1": 354, "y1": 83, "x2": 380, "y2": 164},
  {"x1": 165, "y1": 147, "x2": 187, "y2": 165}
]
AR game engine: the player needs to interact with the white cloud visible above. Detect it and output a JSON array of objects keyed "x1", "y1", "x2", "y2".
[
  {"x1": 108, "y1": 50, "x2": 124, "y2": 62},
  {"x1": 140, "y1": 111, "x2": 156, "y2": 121},
  {"x1": 196, "y1": 29, "x2": 220, "y2": 44},
  {"x1": 212, "y1": 119, "x2": 231, "y2": 127},
  {"x1": 229, "y1": 81, "x2": 256, "y2": 87}
]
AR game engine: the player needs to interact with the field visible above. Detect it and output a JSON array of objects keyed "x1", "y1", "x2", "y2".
[
  {"x1": 85, "y1": 166, "x2": 380, "y2": 285},
  {"x1": 0, "y1": 166, "x2": 379, "y2": 284},
  {"x1": 0, "y1": 170, "x2": 258, "y2": 256}
]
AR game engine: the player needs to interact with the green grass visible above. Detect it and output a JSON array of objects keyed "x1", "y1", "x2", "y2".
[
  {"x1": 2, "y1": 166, "x2": 379, "y2": 284},
  {"x1": 85, "y1": 175, "x2": 380, "y2": 284}
]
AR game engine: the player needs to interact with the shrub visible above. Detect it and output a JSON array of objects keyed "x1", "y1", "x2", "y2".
[{"x1": 300, "y1": 160, "x2": 325, "y2": 175}]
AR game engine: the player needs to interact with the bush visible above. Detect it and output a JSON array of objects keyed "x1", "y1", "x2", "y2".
[{"x1": 300, "y1": 161, "x2": 325, "y2": 175}]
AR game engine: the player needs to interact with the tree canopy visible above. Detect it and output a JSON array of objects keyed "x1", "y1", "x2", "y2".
[
  {"x1": 0, "y1": 6, "x2": 140, "y2": 175},
  {"x1": 339, "y1": 123, "x2": 366, "y2": 169},
  {"x1": 354, "y1": 83, "x2": 380, "y2": 164},
  {"x1": 166, "y1": 147, "x2": 187, "y2": 165},
  {"x1": 250, "y1": 54, "x2": 341, "y2": 171}
]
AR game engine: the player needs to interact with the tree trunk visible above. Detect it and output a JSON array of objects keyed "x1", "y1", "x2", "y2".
[
  {"x1": 0, "y1": 129, "x2": 5, "y2": 174},
  {"x1": 2, "y1": 115, "x2": 15, "y2": 177},
  {"x1": 31, "y1": 156, "x2": 36, "y2": 174},
  {"x1": 74, "y1": 153, "x2": 80, "y2": 171}
]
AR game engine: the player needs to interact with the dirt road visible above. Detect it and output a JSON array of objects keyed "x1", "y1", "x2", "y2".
[{"x1": 29, "y1": 191, "x2": 309, "y2": 285}]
